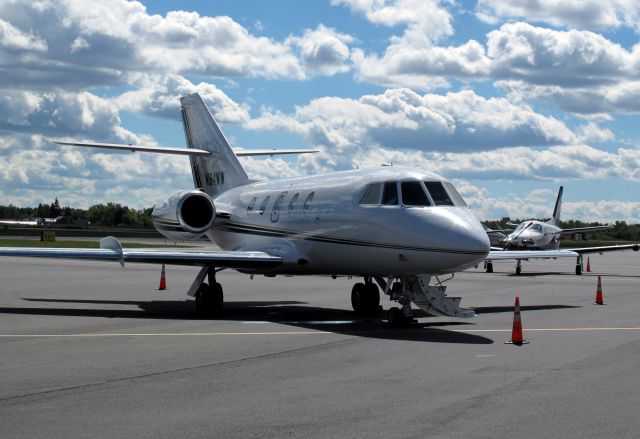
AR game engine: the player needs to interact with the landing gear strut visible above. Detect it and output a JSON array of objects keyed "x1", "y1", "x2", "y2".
[
  {"x1": 351, "y1": 279, "x2": 380, "y2": 315},
  {"x1": 194, "y1": 267, "x2": 224, "y2": 316},
  {"x1": 575, "y1": 255, "x2": 583, "y2": 275}
]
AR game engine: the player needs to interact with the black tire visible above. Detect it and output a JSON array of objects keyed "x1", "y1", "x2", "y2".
[
  {"x1": 351, "y1": 283, "x2": 366, "y2": 314},
  {"x1": 213, "y1": 282, "x2": 224, "y2": 310},
  {"x1": 486, "y1": 262, "x2": 494, "y2": 273},
  {"x1": 515, "y1": 266, "x2": 522, "y2": 275},
  {"x1": 195, "y1": 282, "x2": 224, "y2": 316},
  {"x1": 363, "y1": 283, "x2": 380, "y2": 314},
  {"x1": 387, "y1": 307, "x2": 404, "y2": 327},
  {"x1": 575, "y1": 265, "x2": 582, "y2": 275}
]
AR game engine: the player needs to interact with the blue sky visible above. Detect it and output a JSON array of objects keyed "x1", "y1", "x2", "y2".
[{"x1": 1, "y1": 0, "x2": 640, "y2": 222}]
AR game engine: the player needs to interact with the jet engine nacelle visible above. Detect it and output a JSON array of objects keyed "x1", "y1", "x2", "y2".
[{"x1": 152, "y1": 190, "x2": 215, "y2": 241}]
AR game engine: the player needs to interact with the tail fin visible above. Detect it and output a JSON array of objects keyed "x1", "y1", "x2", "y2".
[
  {"x1": 180, "y1": 93, "x2": 249, "y2": 198},
  {"x1": 549, "y1": 186, "x2": 563, "y2": 226}
]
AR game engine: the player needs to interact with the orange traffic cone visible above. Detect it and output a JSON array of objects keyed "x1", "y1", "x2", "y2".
[
  {"x1": 506, "y1": 296, "x2": 529, "y2": 345},
  {"x1": 158, "y1": 264, "x2": 167, "y2": 290},
  {"x1": 593, "y1": 275, "x2": 605, "y2": 305},
  {"x1": 586, "y1": 257, "x2": 591, "y2": 272}
]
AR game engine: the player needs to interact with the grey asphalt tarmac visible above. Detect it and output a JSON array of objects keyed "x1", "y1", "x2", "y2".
[{"x1": 1, "y1": 252, "x2": 640, "y2": 438}]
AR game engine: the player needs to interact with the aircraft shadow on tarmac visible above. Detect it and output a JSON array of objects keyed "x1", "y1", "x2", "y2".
[
  {"x1": 1, "y1": 298, "x2": 498, "y2": 344},
  {"x1": 474, "y1": 304, "x2": 580, "y2": 314}
]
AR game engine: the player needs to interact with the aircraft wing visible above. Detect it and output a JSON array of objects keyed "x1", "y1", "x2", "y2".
[
  {"x1": 486, "y1": 249, "x2": 578, "y2": 261},
  {"x1": 486, "y1": 243, "x2": 639, "y2": 261},
  {"x1": 559, "y1": 225, "x2": 614, "y2": 236},
  {"x1": 0, "y1": 237, "x2": 282, "y2": 269},
  {"x1": 570, "y1": 244, "x2": 640, "y2": 254}
]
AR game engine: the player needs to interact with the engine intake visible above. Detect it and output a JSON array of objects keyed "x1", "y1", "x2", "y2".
[{"x1": 152, "y1": 190, "x2": 215, "y2": 241}]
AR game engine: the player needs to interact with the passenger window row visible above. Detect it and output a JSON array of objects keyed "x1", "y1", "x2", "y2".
[
  {"x1": 247, "y1": 191, "x2": 315, "y2": 216},
  {"x1": 359, "y1": 180, "x2": 467, "y2": 207}
]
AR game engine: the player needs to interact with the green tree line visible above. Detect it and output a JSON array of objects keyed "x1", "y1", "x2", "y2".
[{"x1": 0, "y1": 200, "x2": 153, "y2": 228}]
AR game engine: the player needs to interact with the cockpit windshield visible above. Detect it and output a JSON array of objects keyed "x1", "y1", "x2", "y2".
[
  {"x1": 360, "y1": 180, "x2": 468, "y2": 207},
  {"x1": 424, "y1": 181, "x2": 454, "y2": 206},
  {"x1": 401, "y1": 181, "x2": 431, "y2": 206}
]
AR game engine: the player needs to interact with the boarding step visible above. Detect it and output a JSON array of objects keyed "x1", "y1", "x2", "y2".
[{"x1": 412, "y1": 276, "x2": 476, "y2": 318}]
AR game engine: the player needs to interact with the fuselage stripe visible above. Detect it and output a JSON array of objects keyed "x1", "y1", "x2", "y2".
[{"x1": 216, "y1": 221, "x2": 488, "y2": 256}]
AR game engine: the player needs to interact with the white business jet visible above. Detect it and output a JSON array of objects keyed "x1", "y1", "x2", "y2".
[
  {"x1": 0, "y1": 93, "x2": 524, "y2": 325},
  {"x1": 486, "y1": 186, "x2": 638, "y2": 275}
]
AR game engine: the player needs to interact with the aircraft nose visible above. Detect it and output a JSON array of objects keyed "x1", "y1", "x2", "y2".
[{"x1": 431, "y1": 208, "x2": 490, "y2": 254}]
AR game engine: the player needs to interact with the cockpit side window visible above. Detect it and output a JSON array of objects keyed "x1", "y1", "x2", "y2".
[
  {"x1": 381, "y1": 182, "x2": 398, "y2": 205},
  {"x1": 442, "y1": 182, "x2": 467, "y2": 207},
  {"x1": 424, "y1": 181, "x2": 454, "y2": 206},
  {"x1": 532, "y1": 224, "x2": 542, "y2": 232},
  {"x1": 360, "y1": 183, "x2": 382, "y2": 205},
  {"x1": 401, "y1": 181, "x2": 431, "y2": 206}
]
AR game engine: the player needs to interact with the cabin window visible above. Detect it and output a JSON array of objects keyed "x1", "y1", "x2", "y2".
[
  {"x1": 381, "y1": 182, "x2": 398, "y2": 205},
  {"x1": 532, "y1": 224, "x2": 542, "y2": 232},
  {"x1": 259, "y1": 195, "x2": 270, "y2": 215},
  {"x1": 272, "y1": 192, "x2": 287, "y2": 222},
  {"x1": 424, "y1": 181, "x2": 454, "y2": 206},
  {"x1": 303, "y1": 192, "x2": 315, "y2": 211},
  {"x1": 247, "y1": 196, "x2": 257, "y2": 214},
  {"x1": 288, "y1": 193, "x2": 299, "y2": 213},
  {"x1": 360, "y1": 183, "x2": 382, "y2": 205},
  {"x1": 442, "y1": 182, "x2": 467, "y2": 207},
  {"x1": 401, "y1": 181, "x2": 431, "y2": 206}
]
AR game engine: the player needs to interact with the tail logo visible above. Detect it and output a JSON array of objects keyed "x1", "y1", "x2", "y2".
[{"x1": 205, "y1": 171, "x2": 225, "y2": 186}]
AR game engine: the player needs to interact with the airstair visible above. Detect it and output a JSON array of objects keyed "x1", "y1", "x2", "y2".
[{"x1": 409, "y1": 275, "x2": 476, "y2": 318}]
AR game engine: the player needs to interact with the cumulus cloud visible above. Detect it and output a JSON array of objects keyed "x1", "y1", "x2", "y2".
[
  {"x1": 351, "y1": 143, "x2": 640, "y2": 183},
  {"x1": 486, "y1": 22, "x2": 638, "y2": 87},
  {"x1": 114, "y1": 75, "x2": 250, "y2": 123},
  {"x1": 246, "y1": 88, "x2": 576, "y2": 153},
  {"x1": 476, "y1": 0, "x2": 640, "y2": 31},
  {"x1": 288, "y1": 25, "x2": 353, "y2": 76},
  {"x1": 0, "y1": 90, "x2": 148, "y2": 142},
  {"x1": 351, "y1": 21, "x2": 640, "y2": 92},
  {"x1": 351, "y1": 40, "x2": 490, "y2": 89},
  {"x1": 332, "y1": 0, "x2": 453, "y2": 43},
  {"x1": 0, "y1": 0, "x2": 308, "y2": 90},
  {"x1": 0, "y1": 133, "x2": 192, "y2": 208},
  {"x1": 464, "y1": 186, "x2": 640, "y2": 223},
  {"x1": 497, "y1": 80, "x2": 640, "y2": 116},
  {"x1": 0, "y1": 17, "x2": 47, "y2": 51}
]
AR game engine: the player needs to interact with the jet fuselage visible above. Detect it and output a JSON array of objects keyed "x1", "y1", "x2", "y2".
[{"x1": 211, "y1": 166, "x2": 490, "y2": 276}]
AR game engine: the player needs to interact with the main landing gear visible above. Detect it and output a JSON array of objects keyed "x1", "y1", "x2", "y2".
[
  {"x1": 515, "y1": 259, "x2": 522, "y2": 275},
  {"x1": 191, "y1": 266, "x2": 224, "y2": 316},
  {"x1": 350, "y1": 275, "x2": 476, "y2": 326},
  {"x1": 351, "y1": 278, "x2": 381, "y2": 315}
]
